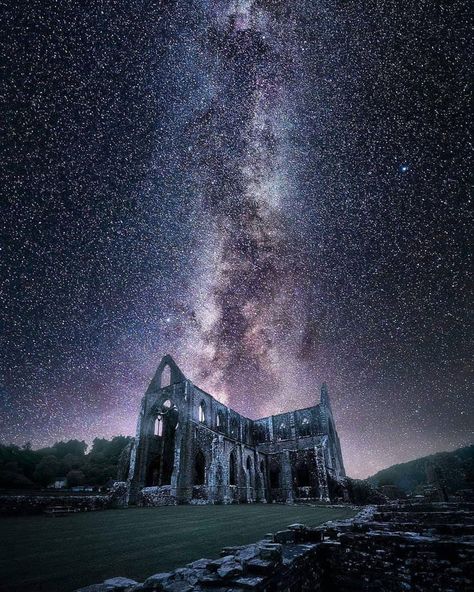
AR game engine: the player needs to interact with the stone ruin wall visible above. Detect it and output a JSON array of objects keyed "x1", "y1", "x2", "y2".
[{"x1": 124, "y1": 355, "x2": 346, "y2": 507}]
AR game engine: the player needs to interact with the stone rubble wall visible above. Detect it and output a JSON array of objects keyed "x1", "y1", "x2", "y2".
[
  {"x1": 0, "y1": 494, "x2": 110, "y2": 516},
  {"x1": 0, "y1": 481, "x2": 128, "y2": 516},
  {"x1": 74, "y1": 502, "x2": 474, "y2": 592},
  {"x1": 137, "y1": 486, "x2": 178, "y2": 507}
]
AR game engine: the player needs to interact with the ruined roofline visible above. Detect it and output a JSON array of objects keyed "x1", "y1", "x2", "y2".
[
  {"x1": 189, "y1": 383, "x2": 325, "y2": 425},
  {"x1": 152, "y1": 355, "x2": 330, "y2": 425},
  {"x1": 255, "y1": 403, "x2": 323, "y2": 423}
]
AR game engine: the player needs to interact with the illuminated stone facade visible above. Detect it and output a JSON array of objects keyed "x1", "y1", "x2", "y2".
[{"x1": 121, "y1": 355, "x2": 345, "y2": 505}]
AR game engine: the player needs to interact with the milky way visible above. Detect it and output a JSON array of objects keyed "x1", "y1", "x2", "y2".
[{"x1": 1, "y1": 1, "x2": 472, "y2": 477}]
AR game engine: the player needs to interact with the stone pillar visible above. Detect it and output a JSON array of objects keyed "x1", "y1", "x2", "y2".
[
  {"x1": 281, "y1": 450, "x2": 294, "y2": 504},
  {"x1": 315, "y1": 442, "x2": 330, "y2": 502},
  {"x1": 239, "y1": 444, "x2": 248, "y2": 503},
  {"x1": 209, "y1": 435, "x2": 225, "y2": 503},
  {"x1": 170, "y1": 431, "x2": 182, "y2": 492},
  {"x1": 256, "y1": 455, "x2": 266, "y2": 502}
]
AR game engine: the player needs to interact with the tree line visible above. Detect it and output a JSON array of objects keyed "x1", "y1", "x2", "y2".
[{"x1": 0, "y1": 437, "x2": 132, "y2": 490}]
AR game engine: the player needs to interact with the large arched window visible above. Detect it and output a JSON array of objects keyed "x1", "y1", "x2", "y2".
[
  {"x1": 193, "y1": 450, "x2": 206, "y2": 485},
  {"x1": 229, "y1": 451, "x2": 237, "y2": 486},
  {"x1": 198, "y1": 401, "x2": 206, "y2": 423},
  {"x1": 154, "y1": 416, "x2": 163, "y2": 437}
]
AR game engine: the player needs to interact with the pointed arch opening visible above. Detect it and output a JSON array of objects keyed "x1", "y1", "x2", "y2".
[
  {"x1": 278, "y1": 422, "x2": 289, "y2": 441},
  {"x1": 300, "y1": 417, "x2": 311, "y2": 437},
  {"x1": 229, "y1": 450, "x2": 237, "y2": 486},
  {"x1": 295, "y1": 461, "x2": 311, "y2": 487},
  {"x1": 198, "y1": 401, "x2": 206, "y2": 424},
  {"x1": 193, "y1": 450, "x2": 206, "y2": 485},
  {"x1": 270, "y1": 464, "x2": 280, "y2": 489},
  {"x1": 146, "y1": 457, "x2": 161, "y2": 487},
  {"x1": 147, "y1": 405, "x2": 178, "y2": 487},
  {"x1": 230, "y1": 417, "x2": 239, "y2": 439},
  {"x1": 154, "y1": 415, "x2": 163, "y2": 437}
]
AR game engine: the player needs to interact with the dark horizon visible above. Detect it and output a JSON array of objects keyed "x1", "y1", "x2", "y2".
[{"x1": 1, "y1": 1, "x2": 472, "y2": 479}]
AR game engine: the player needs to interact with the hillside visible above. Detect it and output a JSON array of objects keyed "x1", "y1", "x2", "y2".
[{"x1": 368, "y1": 444, "x2": 474, "y2": 494}]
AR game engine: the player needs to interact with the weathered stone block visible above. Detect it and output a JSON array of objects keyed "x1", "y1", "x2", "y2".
[
  {"x1": 245, "y1": 558, "x2": 275, "y2": 574},
  {"x1": 257, "y1": 543, "x2": 283, "y2": 562},
  {"x1": 142, "y1": 573, "x2": 174, "y2": 591},
  {"x1": 103, "y1": 577, "x2": 139, "y2": 590},
  {"x1": 232, "y1": 576, "x2": 265, "y2": 589},
  {"x1": 216, "y1": 559, "x2": 244, "y2": 579},
  {"x1": 273, "y1": 530, "x2": 295, "y2": 544}
]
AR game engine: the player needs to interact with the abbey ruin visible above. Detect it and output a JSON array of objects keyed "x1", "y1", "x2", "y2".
[{"x1": 119, "y1": 355, "x2": 346, "y2": 505}]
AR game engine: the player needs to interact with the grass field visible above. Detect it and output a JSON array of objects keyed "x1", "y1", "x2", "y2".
[{"x1": 0, "y1": 504, "x2": 356, "y2": 592}]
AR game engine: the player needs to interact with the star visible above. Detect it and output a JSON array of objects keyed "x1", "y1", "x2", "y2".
[{"x1": 1, "y1": 0, "x2": 470, "y2": 480}]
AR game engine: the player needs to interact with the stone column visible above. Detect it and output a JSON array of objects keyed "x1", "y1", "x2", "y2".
[
  {"x1": 209, "y1": 435, "x2": 225, "y2": 503},
  {"x1": 281, "y1": 450, "x2": 294, "y2": 504},
  {"x1": 315, "y1": 442, "x2": 330, "y2": 502},
  {"x1": 256, "y1": 454, "x2": 267, "y2": 503}
]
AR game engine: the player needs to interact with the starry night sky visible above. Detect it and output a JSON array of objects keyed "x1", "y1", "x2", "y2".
[{"x1": 1, "y1": 1, "x2": 472, "y2": 478}]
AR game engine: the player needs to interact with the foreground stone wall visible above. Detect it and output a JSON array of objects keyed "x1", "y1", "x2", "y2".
[{"x1": 75, "y1": 502, "x2": 474, "y2": 592}]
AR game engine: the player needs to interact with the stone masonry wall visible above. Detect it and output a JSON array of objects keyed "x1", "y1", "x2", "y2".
[
  {"x1": 75, "y1": 502, "x2": 474, "y2": 592},
  {"x1": 0, "y1": 482, "x2": 128, "y2": 516}
]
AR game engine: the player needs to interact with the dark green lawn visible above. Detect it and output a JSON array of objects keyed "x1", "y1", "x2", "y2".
[{"x1": 0, "y1": 505, "x2": 356, "y2": 592}]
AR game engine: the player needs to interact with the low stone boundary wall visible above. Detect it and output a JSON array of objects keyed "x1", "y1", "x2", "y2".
[
  {"x1": 137, "y1": 485, "x2": 258, "y2": 506},
  {"x1": 138, "y1": 486, "x2": 178, "y2": 507},
  {"x1": 0, "y1": 482, "x2": 128, "y2": 516},
  {"x1": 74, "y1": 502, "x2": 474, "y2": 592},
  {"x1": 0, "y1": 494, "x2": 110, "y2": 516}
]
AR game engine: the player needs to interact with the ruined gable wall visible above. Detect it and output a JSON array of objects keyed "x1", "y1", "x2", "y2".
[{"x1": 129, "y1": 356, "x2": 346, "y2": 505}]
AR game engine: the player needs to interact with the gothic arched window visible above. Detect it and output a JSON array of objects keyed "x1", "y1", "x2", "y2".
[
  {"x1": 230, "y1": 417, "x2": 239, "y2": 438},
  {"x1": 300, "y1": 417, "x2": 311, "y2": 437},
  {"x1": 216, "y1": 410, "x2": 225, "y2": 431},
  {"x1": 229, "y1": 451, "x2": 237, "y2": 486},
  {"x1": 278, "y1": 422, "x2": 288, "y2": 441},
  {"x1": 198, "y1": 401, "x2": 206, "y2": 424},
  {"x1": 154, "y1": 416, "x2": 163, "y2": 437}
]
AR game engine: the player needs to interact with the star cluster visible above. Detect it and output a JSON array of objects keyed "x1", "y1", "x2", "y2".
[{"x1": 1, "y1": 1, "x2": 471, "y2": 477}]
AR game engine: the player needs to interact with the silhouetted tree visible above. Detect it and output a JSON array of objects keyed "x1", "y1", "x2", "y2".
[
  {"x1": 66, "y1": 470, "x2": 85, "y2": 488},
  {"x1": 33, "y1": 455, "x2": 60, "y2": 486}
]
